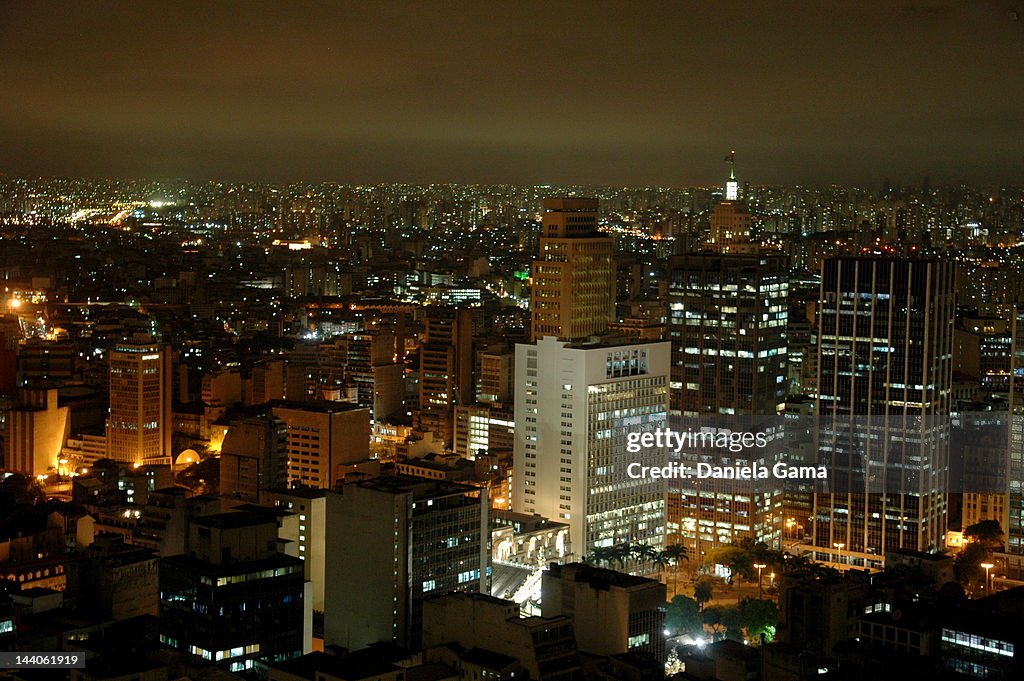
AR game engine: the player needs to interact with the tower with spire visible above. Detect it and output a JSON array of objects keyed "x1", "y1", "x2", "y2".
[
  {"x1": 725, "y1": 150, "x2": 739, "y2": 201},
  {"x1": 709, "y1": 150, "x2": 753, "y2": 252}
]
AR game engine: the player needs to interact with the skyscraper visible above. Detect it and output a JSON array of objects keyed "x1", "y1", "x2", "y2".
[
  {"x1": 666, "y1": 253, "x2": 789, "y2": 555},
  {"x1": 418, "y1": 306, "x2": 475, "y2": 448},
  {"x1": 811, "y1": 257, "x2": 954, "y2": 568},
  {"x1": 512, "y1": 336, "x2": 669, "y2": 559},
  {"x1": 107, "y1": 339, "x2": 172, "y2": 465},
  {"x1": 708, "y1": 151, "x2": 754, "y2": 253},
  {"x1": 530, "y1": 198, "x2": 615, "y2": 341},
  {"x1": 1001, "y1": 307, "x2": 1024, "y2": 578},
  {"x1": 668, "y1": 253, "x2": 789, "y2": 417},
  {"x1": 270, "y1": 400, "x2": 370, "y2": 489}
]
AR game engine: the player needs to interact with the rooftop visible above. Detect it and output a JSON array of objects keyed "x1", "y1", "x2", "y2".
[
  {"x1": 192, "y1": 508, "x2": 281, "y2": 530},
  {"x1": 345, "y1": 474, "x2": 480, "y2": 500},
  {"x1": 546, "y1": 562, "x2": 661, "y2": 590}
]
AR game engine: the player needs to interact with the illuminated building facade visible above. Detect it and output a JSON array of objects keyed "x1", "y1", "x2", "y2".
[
  {"x1": 107, "y1": 340, "x2": 172, "y2": 466},
  {"x1": 530, "y1": 198, "x2": 615, "y2": 341},
  {"x1": 811, "y1": 257, "x2": 954, "y2": 568},
  {"x1": 513, "y1": 336, "x2": 669, "y2": 559},
  {"x1": 667, "y1": 253, "x2": 789, "y2": 555}
]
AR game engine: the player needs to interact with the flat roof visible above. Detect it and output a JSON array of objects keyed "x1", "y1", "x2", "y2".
[
  {"x1": 547, "y1": 562, "x2": 661, "y2": 590},
  {"x1": 270, "y1": 399, "x2": 369, "y2": 414},
  {"x1": 347, "y1": 474, "x2": 480, "y2": 500},
  {"x1": 192, "y1": 509, "x2": 281, "y2": 530}
]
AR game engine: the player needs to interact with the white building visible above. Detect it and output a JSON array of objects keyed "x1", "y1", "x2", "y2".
[
  {"x1": 513, "y1": 336, "x2": 669, "y2": 559},
  {"x1": 275, "y1": 488, "x2": 327, "y2": 613}
]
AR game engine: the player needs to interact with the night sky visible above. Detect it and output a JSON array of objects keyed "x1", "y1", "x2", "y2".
[{"x1": 1, "y1": 1, "x2": 1022, "y2": 186}]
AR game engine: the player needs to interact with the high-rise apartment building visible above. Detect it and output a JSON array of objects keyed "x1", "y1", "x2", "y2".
[
  {"x1": 270, "y1": 401, "x2": 370, "y2": 489},
  {"x1": 811, "y1": 257, "x2": 954, "y2": 568},
  {"x1": 418, "y1": 307, "x2": 474, "y2": 447},
  {"x1": 530, "y1": 198, "x2": 615, "y2": 341},
  {"x1": 323, "y1": 476, "x2": 490, "y2": 651},
  {"x1": 107, "y1": 339, "x2": 172, "y2": 465},
  {"x1": 512, "y1": 337, "x2": 669, "y2": 559},
  {"x1": 668, "y1": 253, "x2": 789, "y2": 416}
]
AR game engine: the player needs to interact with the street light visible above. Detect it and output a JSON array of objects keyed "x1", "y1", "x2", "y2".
[
  {"x1": 981, "y1": 562, "x2": 994, "y2": 593},
  {"x1": 754, "y1": 563, "x2": 767, "y2": 598},
  {"x1": 833, "y1": 542, "x2": 846, "y2": 570}
]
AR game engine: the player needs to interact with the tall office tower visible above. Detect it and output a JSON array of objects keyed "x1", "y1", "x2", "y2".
[
  {"x1": 668, "y1": 253, "x2": 789, "y2": 417},
  {"x1": 159, "y1": 511, "x2": 310, "y2": 672},
  {"x1": 666, "y1": 253, "x2": 789, "y2": 556},
  {"x1": 270, "y1": 401, "x2": 370, "y2": 489},
  {"x1": 708, "y1": 151, "x2": 754, "y2": 253},
  {"x1": 107, "y1": 339, "x2": 171, "y2": 466},
  {"x1": 324, "y1": 476, "x2": 490, "y2": 651},
  {"x1": 512, "y1": 337, "x2": 669, "y2": 560},
  {"x1": 1003, "y1": 307, "x2": 1024, "y2": 577},
  {"x1": 418, "y1": 307, "x2": 474, "y2": 447},
  {"x1": 811, "y1": 257, "x2": 954, "y2": 569},
  {"x1": 219, "y1": 414, "x2": 289, "y2": 503},
  {"x1": 530, "y1": 197, "x2": 615, "y2": 341}
]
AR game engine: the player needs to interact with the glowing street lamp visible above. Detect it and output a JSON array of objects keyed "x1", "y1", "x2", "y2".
[
  {"x1": 833, "y1": 542, "x2": 846, "y2": 569},
  {"x1": 981, "y1": 562, "x2": 994, "y2": 592},
  {"x1": 754, "y1": 562, "x2": 767, "y2": 598}
]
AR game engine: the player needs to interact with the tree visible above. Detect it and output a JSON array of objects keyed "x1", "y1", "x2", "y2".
[
  {"x1": 176, "y1": 456, "x2": 221, "y2": 495},
  {"x1": 664, "y1": 595, "x2": 703, "y2": 639},
  {"x1": 0, "y1": 474, "x2": 45, "y2": 511},
  {"x1": 693, "y1": 575, "x2": 716, "y2": 611},
  {"x1": 589, "y1": 546, "x2": 616, "y2": 567},
  {"x1": 610, "y1": 542, "x2": 633, "y2": 568},
  {"x1": 661, "y1": 543, "x2": 689, "y2": 594},
  {"x1": 703, "y1": 604, "x2": 743, "y2": 642},
  {"x1": 964, "y1": 520, "x2": 1004, "y2": 550},
  {"x1": 630, "y1": 542, "x2": 658, "y2": 572},
  {"x1": 738, "y1": 598, "x2": 779, "y2": 643},
  {"x1": 954, "y1": 542, "x2": 990, "y2": 588},
  {"x1": 706, "y1": 545, "x2": 755, "y2": 598}
]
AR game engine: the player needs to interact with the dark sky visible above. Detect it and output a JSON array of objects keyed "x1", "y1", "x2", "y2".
[{"x1": 1, "y1": 1, "x2": 1022, "y2": 186}]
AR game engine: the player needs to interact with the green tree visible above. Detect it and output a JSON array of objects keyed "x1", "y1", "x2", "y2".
[
  {"x1": 631, "y1": 542, "x2": 658, "y2": 572},
  {"x1": 664, "y1": 595, "x2": 703, "y2": 639},
  {"x1": 588, "y1": 546, "x2": 616, "y2": 567},
  {"x1": 176, "y1": 456, "x2": 220, "y2": 495},
  {"x1": 661, "y1": 543, "x2": 689, "y2": 594},
  {"x1": 738, "y1": 598, "x2": 779, "y2": 643},
  {"x1": 703, "y1": 604, "x2": 743, "y2": 642},
  {"x1": 693, "y1": 575, "x2": 716, "y2": 611},
  {"x1": 0, "y1": 474, "x2": 45, "y2": 511}
]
